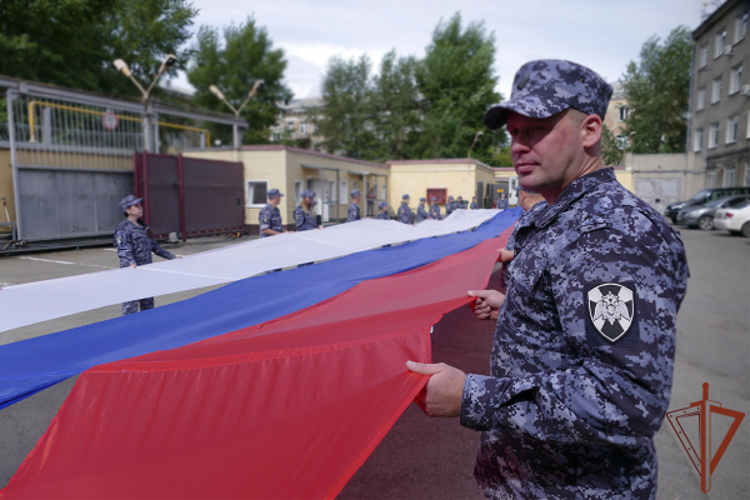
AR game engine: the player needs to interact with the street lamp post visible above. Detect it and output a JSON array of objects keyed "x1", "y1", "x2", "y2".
[
  {"x1": 113, "y1": 55, "x2": 178, "y2": 153},
  {"x1": 210, "y1": 80, "x2": 263, "y2": 149},
  {"x1": 468, "y1": 131, "x2": 484, "y2": 159}
]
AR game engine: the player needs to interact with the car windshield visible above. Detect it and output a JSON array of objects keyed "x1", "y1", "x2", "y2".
[{"x1": 690, "y1": 190, "x2": 710, "y2": 202}]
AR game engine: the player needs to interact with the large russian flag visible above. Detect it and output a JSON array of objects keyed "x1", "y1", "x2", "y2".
[{"x1": 0, "y1": 211, "x2": 518, "y2": 499}]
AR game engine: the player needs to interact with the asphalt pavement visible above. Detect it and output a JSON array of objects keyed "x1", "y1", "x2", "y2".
[{"x1": 0, "y1": 227, "x2": 748, "y2": 499}]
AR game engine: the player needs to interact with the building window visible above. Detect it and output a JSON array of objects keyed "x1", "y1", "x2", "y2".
[
  {"x1": 271, "y1": 132, "x2": 280, "y2": 142},
  {"x1": 727, "y1": 115, "x2": 739, "y2": 143},
  {"x1": 709, "y1": 122, "x2": 720, "y2": 148},
  {"x1": 697, "y1": 87, "x2": 706, "y2": 110},
  {"x1": 300, "y1": 122, "x2": 307, "y2": 135},
  {"x1": 694, "y1": 128, "x2": 703, "y2": 152},
  {"x1": 700, "y1": 42, "x2": 710, "y2": 68},
  {"x1": 294, "y1": 180, "x2": 302, "y2": 204},
  {"x1": 618, "y1": 107, "x2": 630, "y2": 121},
  {"x1": 747, "y1": 111, "x2": 750, "y2": 139},
  {"x1": 246, "y1": 180, "x2": 268, "y2": 208},
  {"x1": 725, "y1": 168, "x2": 736, "y2": 187},
  {"x1": 712, "y1": 76, "x2": 722, "y2": 103},
  {"x1": 745, "y1": 161, "x2": 750, "y2": 185},
  {"x1": 286, "y1": 121, "x2": 295, "y2": 131},
  {"x1": 715, "y1": 29, "x2": 727, "y2": 58},
  {"x1": 381, "y1": 184, "x2": 387, "y2": 200},
  {"x1": 730, "y1": 64, "x2": 743, "y2": 94},
  {"x1": 707, "y1": 169, "x2": 717, "y2": 188},
  {"x1": 352, "y1": 180, "x2": 358, "y2": 192},
  {"x1": 339, "y1": 180, "x2": 348, "y2": 203},
  {"x1": 735, "y1": 14, "x2": 748, "y2": 43}
]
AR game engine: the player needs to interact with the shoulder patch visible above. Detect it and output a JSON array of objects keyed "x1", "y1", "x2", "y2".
[{"x1": 586, "y1": 282, "x2": 637, "y2": 344}]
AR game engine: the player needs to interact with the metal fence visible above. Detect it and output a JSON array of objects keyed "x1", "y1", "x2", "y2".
[{"x1": 0, "y1": 77, "x2": 247, "y2": 249}]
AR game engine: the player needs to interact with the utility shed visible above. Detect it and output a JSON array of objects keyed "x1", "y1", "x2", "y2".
[
  {"x1": 386, "y1": 159, "x2": 496, "y2": 215},
  {"x1": 184, "y1": 145, "x2": 389, "y2": 233}
]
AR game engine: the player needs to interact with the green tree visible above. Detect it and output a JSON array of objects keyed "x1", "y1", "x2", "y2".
[
  {"x1": 369, "y1": 51, "x2": 422, "y2": 160},
  {"x1": 601, "y1": 124, "x2": 624, "y2": 166},
  {"x1": 187, "y1": 17, "x2": 293, "y2": 145},
  {"x1": 414, "y1": 12, "x2": 504, "y2": 164},
  {"x1": 0, "y1": 0, "x2": 197, "y2": 95},
  {"x1": 315, "y1": 55, "x2": 378, "y2": 159},
  {"x1": 621, "y1": 26, "x2": 693, "y2": 154}
]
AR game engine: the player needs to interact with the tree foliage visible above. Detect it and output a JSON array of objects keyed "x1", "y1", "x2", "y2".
[
  {"x1": 187, "y1": 17, "x2": 293, "y2": 145},
  {"x1": 316, "y1": 12, "x2": 504, "y2": 163},
  {"x1": 621, "y1": 26, "x2": 693, "y2": 154},
  {"x1": 0, "y1": 0, "x2": 197, "y2": 96},
  {"x1": 414, "y1": 13, "x2": 503, "y2": 164},
  {"x1": 601, "y1": 124, "x2": 624, "y2": 166}
]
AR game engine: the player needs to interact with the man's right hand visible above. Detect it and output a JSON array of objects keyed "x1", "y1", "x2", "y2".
[{"x1": 468, "y1": 289, "x2": 505, "y2": 320}]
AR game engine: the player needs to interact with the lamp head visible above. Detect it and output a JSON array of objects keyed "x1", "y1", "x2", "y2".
[
  {"x1": 209, "y1": 85, "x2": 225, "y2": 100},
  {"x1": 249, "y1": 79, "x2": 264, "y2": 98},
  {"x1": 163, "y1": 54, "x2": 178, "y2": 69},
  {"x1": 113, "y1": 59, "x2": 132, "y2": 78}
]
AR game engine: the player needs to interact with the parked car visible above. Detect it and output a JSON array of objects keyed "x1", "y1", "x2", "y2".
[
  {"x1": 677, "y1": 194, "x2": 750, "y2": 230},
  {"x1": 664, "y1": 186, "x2": 750, "y2": 224},
  {"x1": 714, "y1": 201, "x2": 750, "y2": 237}
]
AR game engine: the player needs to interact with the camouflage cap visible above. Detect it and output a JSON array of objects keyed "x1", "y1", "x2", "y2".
[
  {"x1": 402, "y1": 194, "x2": 410, "y2": 200},
  {"x1": 484, "y1": 59, "x2": 613, "y2": 130},
  {"x1": 420, "y1": 197, "x2": 426, "y2": 202},
  {"x1": 301, "y1": 189, "x2": 315, "y2": 198},
  {"x1": 119, "y1": 194, "x2": 143, "y2": 212},
  {"x1": 379, "y1": 201, "x2": 388, "y2": 210},
  {"x1": 350, "y1": 189, "x2": 361, "y2": 198},
  {"x1": 268, "y1": 188, "x2": 284, "y2": 199}
]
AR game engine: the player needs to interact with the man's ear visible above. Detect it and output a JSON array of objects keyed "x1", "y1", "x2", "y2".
[{"x1": 581, "y1": 114, "x2": 602, "y2": 149}]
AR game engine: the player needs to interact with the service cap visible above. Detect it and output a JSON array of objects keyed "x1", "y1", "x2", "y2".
[{"x1": 484, "y1": 59, "x2": 613, "y2": 130}]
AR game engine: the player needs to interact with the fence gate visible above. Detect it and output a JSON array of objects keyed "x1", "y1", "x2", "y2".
[
  {"x1": 1, "y1": 78, "x2": 247, "y2": 251},
  {"x1": 135, "y1": 152, "x2": 245, "y2": 241}
]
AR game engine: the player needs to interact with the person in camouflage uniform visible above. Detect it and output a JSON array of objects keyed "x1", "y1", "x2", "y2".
[
  {"x1": 445, "y1": 195, "x2": 456, "y2": 217},
  {"x1": 294, "y1": 190, "x2": 319, "y2": 231},
  {"x1": 347, "y1": 189, "x2": 362, "y2": 222},
  {"x1": 495, "y1": 192, "x2": 509, "y2": 210},
  {"x1": 407, "y1": 60, "x2": 689, "y2": 500},
  {"x1": 114, "y1": 195, "x2": 176, "y2": 315},
  {"x1": 456, "y1": 196, "x2": 466, "y2": 210},
  {"x1": 416, "y1": 197, "x2": 429, "y2": 222},
  {"x1": 429, "y1": 197, "x2": 441, "y2": 220},
  {"x1": 470, "y1": 196, "x2": 478, "y2": 210},
  {"x1": 397, "y1": 194, "x2": 414, "y2": 225},
  {"x1": 376, "y1": 201, "x2": 390, "y2": 220},
  {"x1": 259, "y1": 188, "x2": 287, "y2": 238}
]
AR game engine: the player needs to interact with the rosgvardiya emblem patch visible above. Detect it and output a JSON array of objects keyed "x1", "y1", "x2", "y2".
[{"x1": 587, "y1": 283, "x2": 635, "y2": 343}]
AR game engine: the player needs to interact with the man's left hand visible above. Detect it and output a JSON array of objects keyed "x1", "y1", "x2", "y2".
[{"x1": 406, "y1": 361, "x2": 466, "y2": 418}]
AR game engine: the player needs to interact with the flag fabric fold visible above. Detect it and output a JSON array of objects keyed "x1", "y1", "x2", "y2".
[{"x1": 1, "y1": 236, "x2": 508, "y2": 499}]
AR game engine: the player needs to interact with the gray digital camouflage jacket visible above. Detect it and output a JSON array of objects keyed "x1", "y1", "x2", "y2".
[
  {"x1": 259, "y1": 203, "x2": 284, "y2": 238},
  {"x1": 461, "y1": 168, "x2": 689, "y2": 499}
]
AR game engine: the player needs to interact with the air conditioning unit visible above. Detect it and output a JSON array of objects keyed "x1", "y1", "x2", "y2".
[
  {"x1": 742, "y1": 85, "x2": 750, "y2": 97},
  {"x1": 724, "y1": 44, "x2": 733, "y2": 56}
]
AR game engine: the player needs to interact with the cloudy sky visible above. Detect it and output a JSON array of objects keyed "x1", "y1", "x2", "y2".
[{"x1": 173, "y1": 0, "x2": 712, "y2": 100}]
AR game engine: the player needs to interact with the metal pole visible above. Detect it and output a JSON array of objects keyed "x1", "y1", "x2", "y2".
[{"x1": 7, "y1": 90, "x2": 23, "y2": 240}]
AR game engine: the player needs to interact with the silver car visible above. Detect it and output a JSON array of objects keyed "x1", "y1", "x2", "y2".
[{"x1": 678, "y1": 194, "x2": 750, "y2": 230}]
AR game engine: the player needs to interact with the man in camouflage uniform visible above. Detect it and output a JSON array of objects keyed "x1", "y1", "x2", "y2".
[
  {"x1": 294, "y1": 189, "x2": 319, "y2": 231},
  {"x1": 470, "y1": 196, "x2": 479, "y2": 210},
  {"x1": 376, "y1": 201, "x2": 390, "y2": 220},
  {"x1": 456, "y1": 196, "x2": 466, "y2": 209},
  {"x1": 408, "y1": 60, "x2": 689, "y2": 500},
  {"x1": 259, "y1": 188, "x2": 287, "y2": 238},
  {"x1": 397, "y1": 194, "x2": 414, "y2": 225},
  {"x1": 495, "y1": 192, "x2": 509, "y2": 210},
  {"x1": 115, "y1": 194, "x2": 176, "y2": 315},
  {"x1": 429, "y1": 197, "x2": 441, "y2": 220},
  {"x1": 416, "y1": 197, "x2": 429, "y2": 222},
  {"x1": 445, "y1": 195, "x2": 456, "y2": 217},
  {"x1": 347, "y1": 189, "x2": 362, "y2": 222}
]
